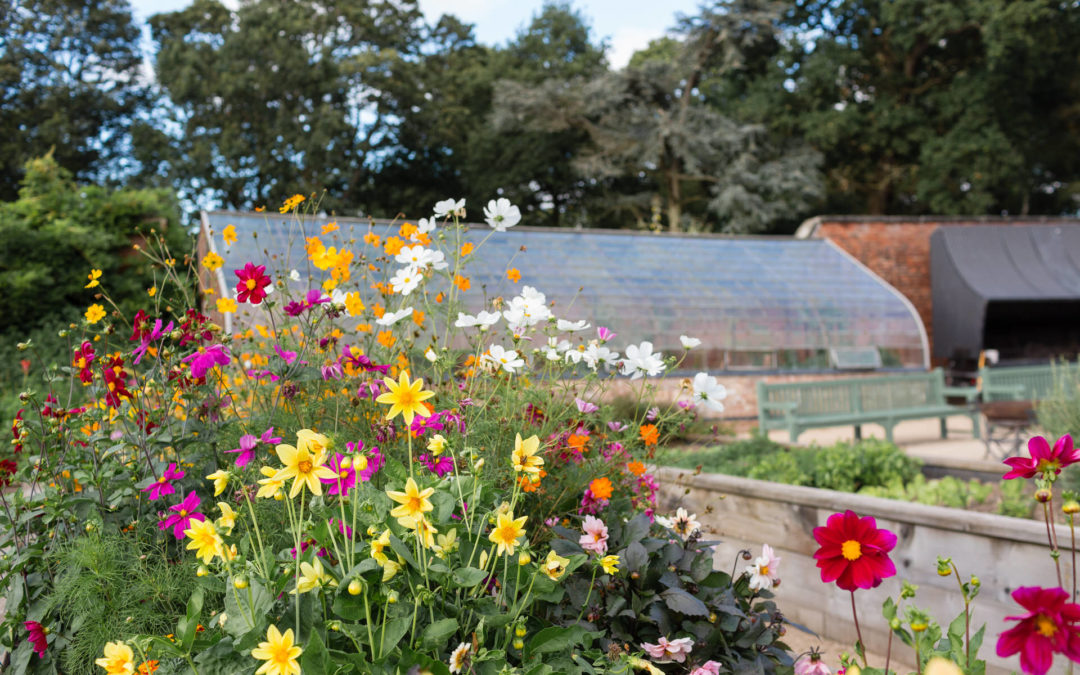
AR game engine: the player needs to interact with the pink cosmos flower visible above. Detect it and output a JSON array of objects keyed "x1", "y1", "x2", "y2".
[
  {"x1": 575, "y1": 397, "x2": 599, "y2": 414},
  {"x1": 132, "y1": 318, "x2": 174, "y2": 365},
  {"x1": 746, "y1": 543, "x2": 781, "y2": 591},
  {"x1": 1003, "y1": 435, "x2": 1080, "y2": 480},
  {"x1": 608, "y1": 421, "x2": 627, "y2": 432},
  {"x1": 997, "y1": 586, "x2": 1080, "y2": 675},
  {"x1": 348, "y1": 441, "x2": 384, "y2": 482},
  {"x1": 690, "y1": 662, "x2": 722, "y2": 675},
  {"x1": 142, "y1": 462, "x2": 185, "y2": 501},
  {"x1": 182, "y1": 344, "x2": 231, "y2": 379},
  {"x1": 579, "y1": 515, "x2": 609, "y2": 555},
  {"x1": 794, "y1": 654, "x2": 832, "y2": 675},
  {"x1": 597, "y1": 326, "x2": 616, "y2": 342},
  {"x1": 159, "y1": 492, "x2": 205, "y2": 540},
  {"x1": 275, "y1": 345, "x2": 304, "y2": 366},
  {"x1": 341, "y1": 345, "x2": 390, "y2": 374},
  {"x1": 640, "y1": 636, "x2": 694, "y2": 663},
  {"x1": 321, "y1": 361, "x2": 343, "y2": 381},
  {"x1": 25, "y1": 620, "x2": 47, "y2": 658},
  {"x1": 226, "y1": 427, "x2": 281, "y2": 467},
  {"x1": 418, "y1": 453, "x2": 454, "y2": 477},
  {"x1": 320, "y1": 453, "x2": 357, "y2": 496}
]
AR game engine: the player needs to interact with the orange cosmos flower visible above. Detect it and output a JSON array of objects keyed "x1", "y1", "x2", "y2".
[
  {"x1": 589, "y1": 477, "x2": 613, "y2": 500},
  {"x1": 364, "y1": 232, "x2": 381, "y2": 247},
  {"x1": 377, "y1": 331, "x2": 396, "y2": 348},
  {"x1": 639, "y1": 424, "x2": 659, "y2": 446},
  {"x1": 454, "y1": 275, "x2": 470, "y2": 292},
  {"x1": 384, "y1": 236, "x2": 404, "y2": 255},
  {"x1": 507, "y1": 268, "x2": 521, "y2": 283},
  {"x1": 627, "y1": 461, "x2": 647, "y2": 477},
  {"x1": 460, "y1": 243, "x2": 474, "y2": 256},
  {"x1": 321, "y1": 222, "x2": 339, "y2": 234}
]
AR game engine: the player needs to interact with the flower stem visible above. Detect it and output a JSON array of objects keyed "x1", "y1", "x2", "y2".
[
  {"x1": 576, "y1": 567, "x2": 599, "y2": 624},
  {"x1": 850, "y1": 590, "x2": 868, "y2": 667},
  {"x1": 1043, "y1": 500, "x2": 1064, "y2": 588},
  {"x1": 1071, "y1": 514, "x2": 1077, "y2": 602}
]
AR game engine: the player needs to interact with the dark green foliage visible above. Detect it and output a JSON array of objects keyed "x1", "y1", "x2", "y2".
[{"x1": 0, "y1": 0, "x2": 147, "y2": 199}]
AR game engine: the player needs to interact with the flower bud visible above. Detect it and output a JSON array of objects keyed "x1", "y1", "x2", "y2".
[
  {"x1": 348, "y1": 579, "x2": 363, "y2": 596},
  {"x1": 971, "y1": 576, "x2": 980, "y2": 587},
  {"x1": 328, "y1": 621, "x2": 342, "y2": 632},
  {"x1": 518, "y1": 552, "x2": 532, "y2": 566},
  {"x1": 196, "y1": 565, "x2": 209, "y2": 577},
  {"x1": 1036, "y1": 488, "x2": 1053, "y2": 503},
  {"x1": 512, "y1": 638, "x2": 524, "y2": 650},
  {"x1": 515, "y1": 625, "x2": 527, "y2": 638},
  {"x1": 340, "y1": 456, "x2": 352, "y2": 470},
  {"x1": 911, "y1": 621, "x2": 928, "y2": 633},
  {"x1": 233, "y1": 575, "x2": 248, "y2": 589},
  {"x1": 387, "y1": 590, "x2": 398, "y2": 604},
  {"x1": 890, "y1": 618, "x2": 901, "y2": 630},
  {"x1": 1064, "y1": 501, "x2": 1080, "y2": 515}
]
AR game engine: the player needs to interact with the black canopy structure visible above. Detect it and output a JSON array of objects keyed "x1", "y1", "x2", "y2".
[{"x1": 930, "y1": 225, "x2": 1080, "y2": 361}]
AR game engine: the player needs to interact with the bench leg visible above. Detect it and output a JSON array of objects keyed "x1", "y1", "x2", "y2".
[
  {"x1": 940, "y1": 417, "x2": 948, "y2": 439},
  {"x1": 970, "y1": 411, "x2": 981, "y2": 440},
  {"x1": 854, "y1": 425, "x2": 862, "y2": 441},
  {"x1": 789, "y1": 425, "x2": 800, "y2": 444},
  {"x1": 885, "y1": 424, "x2": 894, "y2": 444}
]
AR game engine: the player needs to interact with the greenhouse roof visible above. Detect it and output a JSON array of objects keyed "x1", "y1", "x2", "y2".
[{"x1": 200, "y1": 211, "x2": 929, "y2": 370}]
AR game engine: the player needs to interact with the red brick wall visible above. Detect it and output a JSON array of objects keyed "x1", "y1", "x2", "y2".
[{"x1": 805, "y1": 217, "x2": 1079, "y2": 362}]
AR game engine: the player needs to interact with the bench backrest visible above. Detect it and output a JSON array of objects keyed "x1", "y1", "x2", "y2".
[
  {"x1": 757, "y1": 369, "x2": 946, "y2": 421},
  {"x1": 981, "y1": 362, "x2": 1080, "y2": 402}
]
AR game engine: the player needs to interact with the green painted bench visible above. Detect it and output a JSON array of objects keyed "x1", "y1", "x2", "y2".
[
  {"x1": 980, "y1": 362, "x2": 1080, "y2": 402},
  {"x1": 756, "y1": 369, "x2": 980, "y2": 443}
]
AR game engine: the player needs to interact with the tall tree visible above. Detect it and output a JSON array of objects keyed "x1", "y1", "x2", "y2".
[
  {"x1": 493, "y1": 0, "x2": 823, "y2": 232},
  {"x1": 139, "y1": 0, "x2": 424, "y2": 212},
  {"x1": 751, "y1": 0, "x2": 1080, "y2": 215},
  {"x1": 0, "y1": 0, "x2": 146, "y2": 200}
]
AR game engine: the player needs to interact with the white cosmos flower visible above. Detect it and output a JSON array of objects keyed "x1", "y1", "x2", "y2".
[
  {"x1": 542, "y1": 338, "x2": 571, "y2": 361},
  {"x1": 417, "y1": 217, "x2": 436, "y2": 235},
  {"x1": 679, "y1": 335, "x2": 701, "y2": 349},
  {"x1": 390, "y1": 267, "x2": 422, "y2": 295},
  {"x1": 745, "y1": 544, "x2": 780, "y2": 591},
  {"x1": 692, "y1": 372, "x2": 727, "y2": 412},
  {"x1": 483, "y1": 198, "x2": 521, "y2": 231},
  {"x1": 557, "y1": 319, "x2": 591, "y2": 332},
  {"x1": 503, "y1": 286, "x2": 551, "y2": 329},
  {"x1": 481, "y1": 345, "x2": 525, "y2": 374},
  {"x1": 621, "y1": 341, "x2": 665, "y2": 379},
  {"x1": 289, "y1": 269, "x2": 301, "y2": 282},
  {"x1": 582, "y1": 344, "x2": 619, "y2": 371},
  {"x1": 376, "y1": 306, "x2": 414, "y2": 326},
  {"x1": 330, "y1": 288, "x2": 348, "y2": 305},
  {"x1": 564, "y1": 346, "x2": 586, "y2": 364},
  {"x1": 425, "y1": 348, "x2": 438, "y2": 363},
  {"x1": 455, "y1": 311, "x2": 500, "y2": 330},
  {"x1": 395, "y1": 245, "x2": 447, "y2": 271},
  {"x1": 434, "y1": 198, "x2": 465, "y2": 218}
]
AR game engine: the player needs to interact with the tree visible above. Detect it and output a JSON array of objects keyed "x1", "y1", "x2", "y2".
[
  {"x1": 493, "y1": 0, "x2": 823, "y2": 232},
  {"x1": 751, "y1": 0, "x2": 1080, "y2": 215},
  {"x1": 0, "y1": 0, "x2": 146, "y2": 200},
  {"x1": 138, "y1": 0, "x2": 425, "y2": 212}
]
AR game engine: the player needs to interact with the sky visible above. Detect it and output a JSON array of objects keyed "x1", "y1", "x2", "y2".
[{"x1": 127, "y1": 0, "x2": 701, "y2": 68}]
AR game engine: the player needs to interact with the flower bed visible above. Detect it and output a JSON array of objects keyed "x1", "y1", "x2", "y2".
[{"x1": 0, "y1": 197, "x2": 786, "y2": 674}]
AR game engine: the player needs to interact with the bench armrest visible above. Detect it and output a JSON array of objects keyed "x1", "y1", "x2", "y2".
[
  {"x1": 942, "y1": 385, "x2": 980, "y2": 402},
  {"x1": 760, "y1": 401, "x2": 798, "y2": 411}
]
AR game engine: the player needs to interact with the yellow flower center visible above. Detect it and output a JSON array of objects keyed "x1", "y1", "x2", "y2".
[
  {"x1": 158, "y1": 476, "x2": 167, "y2": 483},
  {"x1": 396, "y1": 390, "x2": 416, "y2": 407},
  {"x1": 405, "y1": 496, "x2": 422, "y2": 514},
  {"x1": 841, "y1": 540, "x2": 862, "y2": 561},
  {"x1": 269, "y1": 642, "x2": 293, "y2": 666},
  {"x1": 760, "y1": 565, "x2": 770, "y2": 576},
  {"x1": 1036, "y1": 614, "x2": 1058, "y2": 638},
  {"x1": 246, "y1": 279, "x2": 257, "y2": 290},
  {"x1": 77, "y1": 358, "x2": 87, "y2": 368},
  {"x1": 339, "y1": 470, "x2": 349, "y2": 479},
  {"x1": 180, "y1": 510, "x2": 188, "y2": 517},
  {"x1": 297, "y1": 460, "x2": 313, "y2": 474}
]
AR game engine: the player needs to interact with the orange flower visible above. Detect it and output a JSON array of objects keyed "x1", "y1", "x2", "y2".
[
  {"x1": 377, "y1": 331, "x2": 396, "y2": 348},
  {"x1": 412, "y1": 310, "x2": 425, "y2": 326},
  {"x1": 321, "y1": 222, "x2": 339, "y2": 234},
  {"x1": 507, "y1": 268, "x2": 521, "y2": 283},
  {"x1": 137, "y1": 660, "x2": 160, "y2": 674},
  {"x1": 364, "y1": 232, "x2": 381, "y2": 247},
  {"x1": 355, "y1": 323, "x2": 372, "y2": 333},
  {"x1": 454, "y1": 275, "x2": 470, "y2": 292},
  {"x1": 589, "y1": 477, "x2": 613, "y2": 500},
  {"x1": 519, "y1": 469, "x2": 546, "y2": 493},
  {"x1": 399, "y1": 222, "x2": 418, "y2": 239},
  {"x1": 639, "y1": 424, "x2": 659, "y2": 446},
  {"x1": 460, "y1": 243, "x2": 474, "y2": 256},
  {"x1": 435, "y1": 292, "x2": 444, "y2": 304},
  {"x1": 384, "y1": 236, "x2": 404, "y2": 256},
  {"x1": 627, "y1": 461, "x2": 646, "y2": 477},
  {"x1": 373, "y1": 303, "x2": 386, "y2": 319},
  {"x1": 567, "y1": 434, "x2": 588, "y2": 452}
]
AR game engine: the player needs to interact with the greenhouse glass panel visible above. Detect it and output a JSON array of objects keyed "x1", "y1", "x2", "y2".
[{"x1": 201, "y1": 212, "x2": 928, "y2": 370}]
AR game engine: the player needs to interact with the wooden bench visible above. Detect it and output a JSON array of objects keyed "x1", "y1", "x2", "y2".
[
  {"x1": 980, "y1": 362, "x2": 1080, "y2": 403},
  {"x1": 756, "y1": 369, "x2": 980, "y2": 443}
]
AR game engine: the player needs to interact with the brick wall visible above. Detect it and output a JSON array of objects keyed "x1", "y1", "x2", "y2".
[{"x1": 800, "y1": 216, "x2": 1080, "y2": 361}]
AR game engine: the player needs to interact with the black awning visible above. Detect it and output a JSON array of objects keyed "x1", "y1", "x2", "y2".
[{"x1": 930, "y1": 225, "x2": 1080, "y2": 359}]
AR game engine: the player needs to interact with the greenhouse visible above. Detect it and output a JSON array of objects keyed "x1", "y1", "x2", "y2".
[{"x1": 200, "y1": 211, "x2": 930, "y2": 371}]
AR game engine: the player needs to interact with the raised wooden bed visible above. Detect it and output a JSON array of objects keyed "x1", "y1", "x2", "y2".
[{"x1": 656, "y1": 467, "x2": 1055, "y2": 675}]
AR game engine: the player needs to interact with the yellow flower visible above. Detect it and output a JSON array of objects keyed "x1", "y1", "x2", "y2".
[
  {"x1": 292, "y1": 558, "x2": 335, "y2": 594},
  {"x1": 435, "y1": 528, "x2": 458, "y2": 557},
  {"x1": 924, "y1": 658, "x2": 962, "y2": 675},
  {"x1": 85, "y1": 304, "x2": 106, "y2": 324},
  {"x1": 400, "y1": 514, "x2": 438, "y2": 549},
  {"x1": 201, "y1": 251, "x2": 224, "y2": 271},
  {"x1": 387, "y1": 477, "x2": 435, "y2": 524},
  {"x1": 345, "y1": 292, "x2": 365, "y2": 316},
  {"x1": 206, "y1": 469, "x2": 230, "y2": 496},
  {"x1": 427, "y1": 434, "x2": 447, "y2": 456},
  {"x1": 375, "y1": 371, "x2": 435, "y2": 424},
  {"x1": 273, "y1": 434, "x2": 336, "y2": 498},
  {"x1": 222, "y1": 224, "x2": 237, "y2": 246},
  {"x1": 542, "y1": 550, "x2": 570, "y2": 581},
  {"x1": 217, "y1": 502, "x2": 236, "y2": 533},
  {"x1": 511, "y1": 434, "x2": 543, "y2": 476},
  {"x1": 599, "y1": 554, "x2": 620, "y2": 575},
  {"x1": 382, "y1": 559, "x2": 402, "y2": 581},
  {"x1": 279, "y1": 194, "x2": 305, "y2": 214},
  {"x1": 251, "y1": 625, "x2": 302, "y2": 675},
  {"x1": 295, "y1": 429, "x2": 331, "y2": 458},
  {"x1": 85, "y1": 269, "x2": 103, "y2": 288},
  {"x1": 95, "y1": 641, "x2": 135, "y2": 675},
  {"x1": 147, "y1": 286, "x2": 157, "y2": 297},
  {"x1": 216, "y1": 298, "x2": 237, "y2": 314},
  {"x1": 256, "y1": 466, "x2": 285, "y2": 499},
  {"x1": 489, "y1": 511, "x2": 528, "y2": 556},
  {"x1": 184, "y1": 518, "x2": 223, "y2": 564},
  {"x1": 370, "y1": 529, "x2": 391, "y2": 565}
]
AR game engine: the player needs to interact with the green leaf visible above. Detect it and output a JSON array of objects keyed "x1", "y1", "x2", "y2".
[
  {"x1": 375, "y1": 617, "x2": 410, "y2": 660},
  {"x1": 524, "y1": 625, "x2": 597, "y2": 659},
  {"x1": 301, "y1": 630, "x2": 331, "y2": 673},
  {"x1": 623, "y1": 541, "x2": 647, "y2": 573},
  {"x1": 389, "y1": 534, "x2": 419, "y2": 569},
  {"x1": 660, "y1": 587, "x2": 709, "y2": 616},
  {"x1": 421, "y1": 618, "x2": 459, "y2": 649},
  {"x1": 223, "y1": 578, "x2": 272, "y2": 639},
  {"x1": 622, "y1": 513, "x2": 651, "y2": 544},
  {"x1": 177, "y1": 586, "x2": 205, "y2": 653},
  {"x1": 451, "y1": 567, "x2": 489, "y2": 588}
]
